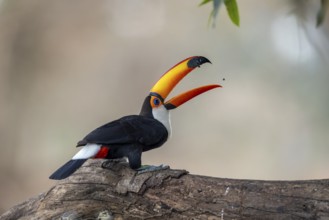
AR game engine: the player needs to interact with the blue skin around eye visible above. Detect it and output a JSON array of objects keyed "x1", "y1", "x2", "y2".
[{"x1": 153, "y1": 99, "x2": 160, "y2": 106}]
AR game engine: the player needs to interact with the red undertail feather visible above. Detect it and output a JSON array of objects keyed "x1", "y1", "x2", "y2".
[{"x1": 94, "y1": 146, "x2": 109, "y2": 158}]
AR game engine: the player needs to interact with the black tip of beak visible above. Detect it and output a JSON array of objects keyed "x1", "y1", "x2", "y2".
[
  {"x1": 164, "y1": 103, "x2": 176, "y2": 110},
  {"x1": 187, "y1": 56, "x2": 211, "y2": 68}
]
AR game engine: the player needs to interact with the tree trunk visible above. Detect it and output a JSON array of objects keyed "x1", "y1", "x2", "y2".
[{"x1": 1, "y1": 160, "x2": 329, "y2": 220}]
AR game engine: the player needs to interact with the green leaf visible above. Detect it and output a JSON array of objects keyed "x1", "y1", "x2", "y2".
[
  {"x1": 199, "y1": 0, "x2": 212, "y2": 7},
  {"x1": 224, "y1": 0, "x2": 240, "y2": 26},
  {"x1": 317, "y1": 0, "x2": 329, "y2": 27}
]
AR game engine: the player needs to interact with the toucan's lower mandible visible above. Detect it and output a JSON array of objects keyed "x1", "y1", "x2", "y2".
[{"x1": 49, "y1": 56, "x2": 221, "y2": 180}]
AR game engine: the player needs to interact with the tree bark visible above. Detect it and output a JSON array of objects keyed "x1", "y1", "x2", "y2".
[{"x1": 1, "y1": 160, "x2": 329, "y2": 220}]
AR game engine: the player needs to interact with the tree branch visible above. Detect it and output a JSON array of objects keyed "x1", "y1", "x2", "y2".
[{"x1": 1, "y1": 160, "x2": 329, "y2": 219}]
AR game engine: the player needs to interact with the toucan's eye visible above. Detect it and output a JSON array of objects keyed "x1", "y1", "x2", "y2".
[
  {"x1": 150, "y1": 96, "x2": 162, "y2": 108},
  {"x1": 153, "y1": 98, "x2": 160, "y2": 106}
]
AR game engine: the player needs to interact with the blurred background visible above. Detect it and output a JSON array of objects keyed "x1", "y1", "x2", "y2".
[{"x1": 1, "y1": 0, "x2": 329, "y2": 212}]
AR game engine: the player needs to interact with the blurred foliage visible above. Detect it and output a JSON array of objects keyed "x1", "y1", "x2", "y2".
[
  {"x1": 224, "y1": 0, "x2": 240, "y2": 26},
  {"x1": 317, "y1": 0, "x2": 329, "y2": 27},
  {"x1": 201, "y1": 0, "x2": 328, "y2": 28},
  {"x1": 199, "y1": 0, "x2": 240, "y2": 27}
]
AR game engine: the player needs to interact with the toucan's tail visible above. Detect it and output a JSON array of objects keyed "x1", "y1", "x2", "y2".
[
  {"x1": 49, "y1": 159, "x2": 87, "y2": 180},
  {"x1": 49, "y1": 144, "x2": 106, "y2": 180}
]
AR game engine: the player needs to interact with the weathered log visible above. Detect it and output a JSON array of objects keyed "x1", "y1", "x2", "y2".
[{"x1": 1, "y1": 160, "x2": 329, "y2": 220}]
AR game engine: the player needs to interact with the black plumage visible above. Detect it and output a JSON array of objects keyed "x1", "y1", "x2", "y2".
[
  {"x1": 77, "y1": 96, "x2": 168, "y2": 152},
  {"x1": 76, "y1": 114, "x2": 168, "y2": 168},
  {"x1": 77, "y1": 115, "x2": 168, "y2": 150},
  {"x1": 49, "y1": 96, "x2": 168, "y2": 180},
  {"x1": 49, "y1": 159, "x2": 87, "y2": 180}
]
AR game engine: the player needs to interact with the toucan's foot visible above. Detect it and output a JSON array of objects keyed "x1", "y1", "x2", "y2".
[
  {"x1": 101, "y1": 158, "x2": 128, "y2": 169},
  {"x1": 136, "y1": 164, "x2": 170, "y2": 174}
]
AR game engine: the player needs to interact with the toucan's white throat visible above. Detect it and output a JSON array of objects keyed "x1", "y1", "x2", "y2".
[{"x1": 152, "y1": 105, "x2": 172, "y2": 137}]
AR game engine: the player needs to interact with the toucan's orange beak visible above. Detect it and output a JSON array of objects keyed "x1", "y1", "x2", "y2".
[
  {"x1": 150, "y1": 56, "x2": 221, "y2": 109},
  {"x1": 164, "y1": 84, "x2": 221, "y2": 109}
]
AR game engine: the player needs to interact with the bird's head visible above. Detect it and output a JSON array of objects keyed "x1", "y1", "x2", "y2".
[{"x1": 140, "y1": 56, "x2": 221, "y2": 130}]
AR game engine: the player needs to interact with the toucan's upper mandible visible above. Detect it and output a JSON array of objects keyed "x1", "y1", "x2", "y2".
[{"x1": 150, "y1": 56, "x2": 211, "y2": 101}]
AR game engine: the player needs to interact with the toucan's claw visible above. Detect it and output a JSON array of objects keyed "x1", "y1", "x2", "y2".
[
  {"x1": 101, "y1": 158, "x2": 128, "y2": 169},
  {"x1": 136, "y1": 164, "x2": 170, "y2": 174}
]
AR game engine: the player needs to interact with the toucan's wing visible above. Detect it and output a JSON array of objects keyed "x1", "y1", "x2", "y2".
[
  {"x1": 77, "y1": 115, "x2": 168, "y2": 148},
  {"x1": 77, "y1": 116, "x2": 134, "y2": 146}
]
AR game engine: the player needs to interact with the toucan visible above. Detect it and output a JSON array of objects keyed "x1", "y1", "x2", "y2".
[{"x1": 49, "y1": 56, "x2": 221, "y2": 180}]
